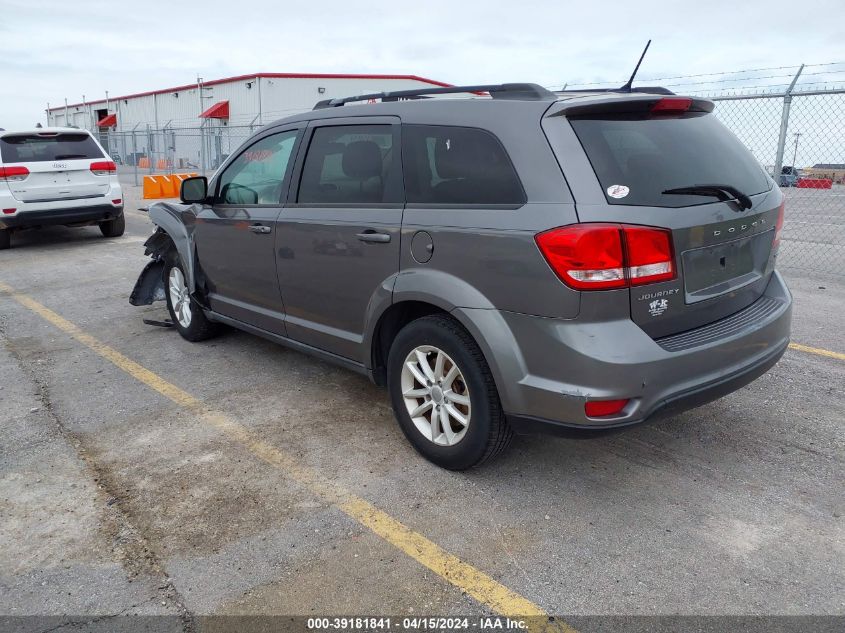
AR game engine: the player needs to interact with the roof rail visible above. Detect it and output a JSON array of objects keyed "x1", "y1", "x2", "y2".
[
  {"x1": 313, "y1": 83, "x2": 557, "y2": 109},
  {"x1": 555, "y1": 86, "x2": 675, "y2": 96}
]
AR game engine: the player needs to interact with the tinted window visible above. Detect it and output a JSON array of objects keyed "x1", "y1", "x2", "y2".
[
  {"x1": 0, "y1": 133, "x2": 103, "y2": 163},
  {"x1": 402, "y1": 125, "x2": 524, "y2": 205},
  {"x1": 569, "y1": 113, "x2": 770, "y2": 207},
  {"x1": 298, "y1": 125, "x2": 394, "y2": 204},
  {"x1": 217, "y1": 130, "x2": 298, "y2": 205}
]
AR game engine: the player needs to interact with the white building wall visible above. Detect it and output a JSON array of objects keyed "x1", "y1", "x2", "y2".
[
  {"x1": 115, "y1": 95, "x2": 156, "y2": 131},
  {"x1": 47, "y1": 106, "x2": 94, "y2": 129},
  {"x1": 258, "y1": 77, "x2": 436, "y2": 123},
  {"x1": 47, "y1": 75, "x2": 444, "y2": 132},
  {"x1": 45, "y1": 75, "x2": 445, "y2": 169}
]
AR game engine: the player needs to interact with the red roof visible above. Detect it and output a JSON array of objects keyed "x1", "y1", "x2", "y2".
[
  {"x1": 97, "y1": 113, "x2": 117, "y2": 127},
  {"x1": 200, "y1": 100, "x2": 229, "y2": 119},
  {"x1": 49, "y1": 73, "x2": 452, "y2": 111}
]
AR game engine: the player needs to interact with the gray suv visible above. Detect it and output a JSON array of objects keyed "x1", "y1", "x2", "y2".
[{"x1": 131, "y1": 83, "x2": 792, "y2": 470}]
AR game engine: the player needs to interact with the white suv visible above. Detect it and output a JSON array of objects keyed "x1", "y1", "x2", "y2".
[{"x1": 0, "y1": 128, "x2": 124, "y2": 249}]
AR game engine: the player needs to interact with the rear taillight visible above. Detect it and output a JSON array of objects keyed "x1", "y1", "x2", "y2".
[
  {"x1": 773, "y1": 201, "x2": 785, "y2": 249},
  {"x1": 624, "y1": 225, "x2": 675, "y2": 285},
  {"x1": 585, "y1": 399, "x2": 629, "y2": 417},
  {"x1": 0, "y1": 166, "x2": 30, "y2": 182},
  {"x1": 535, "y1": 223, "x2": 675, "y2": 290},
  {"x1": 90, "y1": 160, "x2": 116, "y2": 175},
  {"x1": 651, "y1": 97, "x2": 692, "y2": 113},
  {"x1": 535, "y1": 224, "x2": 625, "y2": 289}
]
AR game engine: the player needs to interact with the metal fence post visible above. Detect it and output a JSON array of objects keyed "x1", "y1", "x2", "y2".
[
  {"x1": 120, "y1": 132, "x2": 127, "y2": 173},
  {"x1": 709, "y1": 82, "x2": 845, "y2": 273},
  {"x1": 199, "y1": 121, "x2": 207, "y2": 176},
  {"x1": 146, "y1": 124, "x2": 154, "y2": 175},
  {"x1": 131, "y1": 129, "x2": 138, "y2": 187},
  {"x1": 773, "y1": 65, "x2": 804, "y2": 178}
]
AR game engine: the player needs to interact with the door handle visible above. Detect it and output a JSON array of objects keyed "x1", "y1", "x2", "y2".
[
  {"x1": 249, "y1": 224, "x2": 272, "y2": 234},
  {"x1": 356, "y1": 230, "x2": 391, "y2": 243}
]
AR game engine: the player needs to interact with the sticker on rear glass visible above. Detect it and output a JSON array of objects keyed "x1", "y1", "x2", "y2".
[{"x1": 607, "y1": 184, "x2": 630, "y2": 199}]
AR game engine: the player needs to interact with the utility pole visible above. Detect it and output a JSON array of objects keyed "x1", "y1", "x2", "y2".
[
  {"x1": 64, "y1": 98, "x2": 69, "y2": 127},
  {"x1": 257, "y1": 75, "x2": 263, "y2": 125},
  {"x1": 791, "y1": 132, "x2": 802, "y2": 170},
  {"x1": 773, "y1": 64, "x2": 804, "y2": 179}
]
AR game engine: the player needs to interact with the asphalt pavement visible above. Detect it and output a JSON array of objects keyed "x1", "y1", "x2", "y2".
[{"x1": 0, "y1": 184, "x2": 842, "y2": 632}]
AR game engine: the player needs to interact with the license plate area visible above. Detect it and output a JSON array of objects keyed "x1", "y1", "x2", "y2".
[
  {"x1": 49, "y1": 170, "x2": 74, "y2": 184},
  {"x1": 682, "y1": 230, "x2": 773, "y2": 304}
]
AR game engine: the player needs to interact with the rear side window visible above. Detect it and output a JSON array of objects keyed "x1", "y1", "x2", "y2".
[
  {"x1": 0, "y1": 133, "x2": 104, "y2": 163},
  {"x1": 569, "y1": 113, "x2": 771, "y2": 207},
  {"x1": 298, "y1": 125, "x2": 396, "y2": 204},
  {"x1": 402, "y1": 125, "x2": 525, "y2": 205}
]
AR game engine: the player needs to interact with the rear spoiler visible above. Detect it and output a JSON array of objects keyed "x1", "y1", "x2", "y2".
[{"x1": 549, "y1": 95, "x2": 715, "y2": 117}]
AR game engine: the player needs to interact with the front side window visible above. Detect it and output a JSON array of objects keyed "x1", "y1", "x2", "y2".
[
  {"x1": 216, "y1": 130, "x2": 299, "y2": 205},
  {"x1": 402, "y1": 125, "x2": 525, "y2": 205},
  {"x1": 298, "y1": 125, "x2": 394, "y2": 204},
  {"x1": 0, "y1": 133, "x2": 104, "y2": 163}
]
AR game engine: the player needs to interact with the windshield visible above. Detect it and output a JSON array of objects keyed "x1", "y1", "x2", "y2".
[
  {"x1": 0, "y1": 133, "x2": 104, "y2": 163},
  {"x1": 569, "y1": 112, "x2": 771, "y2": 207}
]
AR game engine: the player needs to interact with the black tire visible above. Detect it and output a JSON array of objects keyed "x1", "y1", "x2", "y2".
[
  {"x1": 387, "y1": 314, "x2": 513, "y2": 470},
  {"x1": 0, "y1": 229, "x2": 10, "y2": 250},
  {"x1": 99, "y1": 213, "x2": 125, "y2": 238},
  {"x1": 163, "y1": 255, "x2": 219, "y2": 342}
]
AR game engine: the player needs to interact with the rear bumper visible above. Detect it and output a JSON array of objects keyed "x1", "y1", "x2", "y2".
[
  {"x1": 455, "y1": 270, "x2": 792, "y2": 434},
  {"x1": 0, "y1": 203, "x2": 123, "y2": 229},
  {"x1": 506, "y1": 337, "x2": 787, "y2": 436}
]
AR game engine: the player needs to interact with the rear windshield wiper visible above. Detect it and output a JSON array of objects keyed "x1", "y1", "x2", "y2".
[
  {"x1": 53, "y1": 153, "x2": 88, "y2": 159},
  {"x1": 662, "y1": 184, "x2": 752, "y2": 210}
]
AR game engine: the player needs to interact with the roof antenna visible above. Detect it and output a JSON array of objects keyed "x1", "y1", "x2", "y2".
[{"x1": 620, "y1": 39, "x2": 651, "y2": 92}]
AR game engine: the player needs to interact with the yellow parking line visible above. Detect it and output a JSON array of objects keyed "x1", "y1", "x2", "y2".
[
  {"x1": 788, "y1": 342, "x2": 845, "y2": 361},
  {"x1": 0, "y1": 281, "x2": 572, "y2": 632}
]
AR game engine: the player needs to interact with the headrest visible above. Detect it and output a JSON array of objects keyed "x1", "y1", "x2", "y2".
[{"x1": 342, "y1": 141, "x2": 383, "y2": 179}]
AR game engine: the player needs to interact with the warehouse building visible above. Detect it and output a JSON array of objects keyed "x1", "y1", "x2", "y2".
[{"x1": 45, "y1": 73, "x2": 449, "y2": 171}]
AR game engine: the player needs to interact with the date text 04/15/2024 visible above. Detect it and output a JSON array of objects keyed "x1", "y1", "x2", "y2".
[{"x1": 306, "y1": 617, "x2": 529, "y2": 630}]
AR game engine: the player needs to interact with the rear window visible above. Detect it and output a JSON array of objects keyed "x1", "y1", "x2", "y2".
[
  {"x1": 298, "y1": 125, "x2": 397, "y2": 204},
  {"x1": 0, "y1": 133, "x2": 104, "y2": 163},
  {"x1": 569, "y1": 113, "x2": 770, "y2": 207},
  {"x1": 402, "y1": 125, "x2": 525, "y2": 205}
]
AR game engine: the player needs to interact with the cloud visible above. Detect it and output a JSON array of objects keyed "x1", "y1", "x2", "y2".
[{"x1": 1, "y1": 0, "x2": 844, "y2": 128}]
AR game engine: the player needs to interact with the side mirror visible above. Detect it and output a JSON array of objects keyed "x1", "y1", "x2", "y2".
[{"x1": 180, "y1": 176, "x2": 208, "y2": 203}]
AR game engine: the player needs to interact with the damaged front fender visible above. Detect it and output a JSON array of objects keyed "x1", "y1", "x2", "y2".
[
  {"x1": 129, "y1": 201, "x2": 200, "y2": 306},
  {"x1": 129, "y1": 259, "x2": 166, "y2": 306}
]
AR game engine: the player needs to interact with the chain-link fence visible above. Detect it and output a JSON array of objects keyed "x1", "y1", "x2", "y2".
[
  {"x1": 100, "y1": 83, "x2": 845, "y2": 275},
  {"x1": 99, "y1": 123, "x2": 259, "y2": 184},
  {"x1": 707, "y1": 87, "x2": 845, "y2": 273}
]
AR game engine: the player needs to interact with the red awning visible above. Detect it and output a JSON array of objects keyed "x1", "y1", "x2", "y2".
[
  {"x1": 199, "y1": 100, "x2": 229, "y2": 119},
  {"x1": 97, "y1": 113, "x2": 117, "y2": 127}
]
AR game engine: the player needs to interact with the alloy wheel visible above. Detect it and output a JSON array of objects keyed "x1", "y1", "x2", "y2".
[
  {"x1": 400, "y1": 345, "x2": 471, "y2": 446},
  {"x1": 168, "y1": 267, "x2": 192, "y2": 328}
]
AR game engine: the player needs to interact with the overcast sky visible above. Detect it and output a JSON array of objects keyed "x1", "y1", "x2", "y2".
[{"x1": 2, "y1": 0, "x2": 844, "y2": 129}]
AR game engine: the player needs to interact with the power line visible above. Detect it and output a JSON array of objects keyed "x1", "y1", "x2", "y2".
[
  {"x1": 661, "y1": 69, "x2": 845, "y2": 89},
  {"x1": 686, "y1": 81, "x2": 845, "y2": 95},
  {"x1": 559, "y1": 61, "x2": 845, "y2": 89}
]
